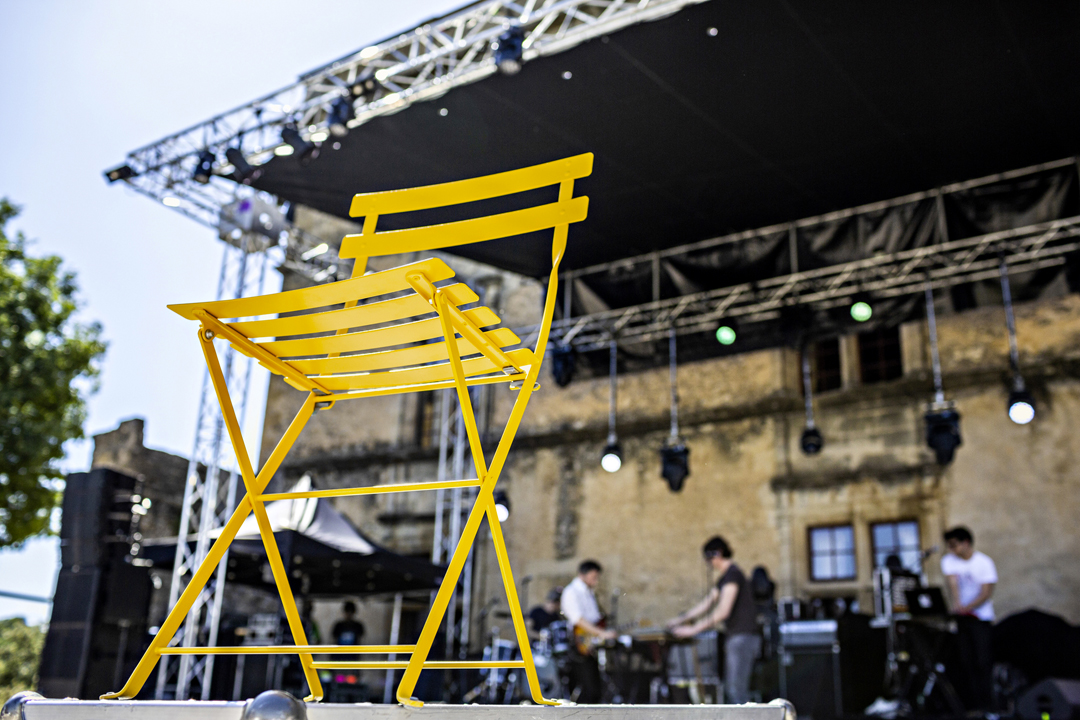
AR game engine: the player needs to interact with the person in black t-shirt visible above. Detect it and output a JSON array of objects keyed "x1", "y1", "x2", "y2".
[
  {"x1": 331, "y1": 600, "x2": 365, "y2": 646},
  {"x1": 666, "y1": 536, "x2": 761, "y2": 703},
  {"x1": 527, "y1": 586, "x2": 563, "y2": 638}
]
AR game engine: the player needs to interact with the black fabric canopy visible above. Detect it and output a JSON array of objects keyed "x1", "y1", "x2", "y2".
[
  {"x1": 141, "y1": 485, "x2": 443, "y2": 596},
  {"x1": 253, "y1": 0, "x2": 1080, "y2": 280}
]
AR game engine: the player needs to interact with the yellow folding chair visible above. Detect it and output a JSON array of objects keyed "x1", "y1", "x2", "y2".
[{"x1": 102, "y1": 153, "x2": 592, "y2": 706}]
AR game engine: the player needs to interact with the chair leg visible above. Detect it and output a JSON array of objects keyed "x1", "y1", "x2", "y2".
[
  {"x1": 483, "y1": 493, "x2": 558, "y2": 705},
  {"x1": 101, "y1": 392, "x2": 318, "y2": 700},
  {"x1": 198, "y1": 330, "x2": 324, "y2": 701}
]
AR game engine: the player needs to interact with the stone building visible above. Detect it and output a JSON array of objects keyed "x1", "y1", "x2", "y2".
[{"x1": 255, "y1": 204, "x2": 1080, "y2": 660}]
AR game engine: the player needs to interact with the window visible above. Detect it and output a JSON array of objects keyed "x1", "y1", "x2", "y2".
[
  {"x1": 813, "y1": 338, "x2": 842, "y2": 392},
  {"x1": 858, "y1": 326, "x2": 903, "y2": 384},
  {"x1": 871, "y1": 520, "x2": 922, "y2": 573},
  {"x1": 808, "y1": 525, "x2": 857, "y2": 581},
  {"x1": 414, "y1": 391, "x2": 437, "y2": 449}
]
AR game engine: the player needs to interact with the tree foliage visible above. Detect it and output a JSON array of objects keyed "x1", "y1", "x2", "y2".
[
  {"x1": 0, "y1": 617, "x2": 45, "y2": 703},
  {"x1": 0, "y1": 199, "x2": 106, "y2": 548}
]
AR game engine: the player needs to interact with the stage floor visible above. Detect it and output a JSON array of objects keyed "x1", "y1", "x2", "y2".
[{"x1": 12, "y1": 698, "x2": 792, "y2": 720}]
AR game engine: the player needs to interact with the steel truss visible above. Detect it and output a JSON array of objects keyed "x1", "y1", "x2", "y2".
[
  {"x1": 108, "y1": 0, "x2": 707, "y2": 283},
  {"x1": 534, "y1": 157, "x2": 1080, "y2": 351},
  {"x1": 157, "y1": 238, "x2": 270, "y2": 700}
]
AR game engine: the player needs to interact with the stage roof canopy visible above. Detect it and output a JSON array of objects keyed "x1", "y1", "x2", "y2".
[{"x1": 252, "y1": 0, "x2": 1080, "y2": 279}]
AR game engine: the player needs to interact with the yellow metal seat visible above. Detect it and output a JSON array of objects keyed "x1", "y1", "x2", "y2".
[{"x1": 103, "y1": 153, "x2": 593, "y2": 706}]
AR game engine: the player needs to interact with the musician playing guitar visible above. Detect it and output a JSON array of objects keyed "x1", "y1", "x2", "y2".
[{"x1": 561, "y1": 559, "x2": 617, "y2": 703}]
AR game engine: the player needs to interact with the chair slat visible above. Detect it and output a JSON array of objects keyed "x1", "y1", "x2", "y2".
[
  {"x1": 229, "y1": 283, "x2": 477, "y2": 339},
  {"x1": 290, "y1": 328, "x2": 520, "y2": 375},
  {"x1": 261, "y1": 307, "x2": 500, "y2": 358},
  {"x1": 340, "y1": 197, "x2": 588, "y2": 260},
  {"x1": 315, "y1": 348, "x2": 534, "y2": 391},
  {"x1": 168, "y1": 258, "x2": 454, "y2": 321},
  {"x1": 349, "y1": 153, "x2": 593, "y2": 218}
]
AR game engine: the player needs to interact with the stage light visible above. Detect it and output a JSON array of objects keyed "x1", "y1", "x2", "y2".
[
  {"x1": 302, "y1": 243, "x2": 329, "y2": 260},
  {"x1": 660, "y1": 443, "x2": 690, "y2": 492},
  {"x1": 327, "y1": 97, "x2": 354, "y2": 137},
  {"x1": 281, "y1": 126, "x2": 319, "y2": 165},
  {"x1": 925, "y1": 406, "x2": 962, "y2": 465},
  {"x1": 493, "y1": 27, "x2": 525, "y2": 75},
  {"x1": 601, "y1": 441, "x2": 622, "y2": 473},
  {"x1": 850, "y1": 301, "x2": 872, "y2": 322},
  {"x1": 800, "y1": 427, "x2": 824, "y2": 455},
  {"x1": 162, "y1": 196, "x2": 181, "y2": 207},
  {"x1": 193, "y1": 150, "x2": 216, "y2": 184},
  {"x1": 1008, "y1": 386, "x2": 1035, "y2": 425},
  {"x1": 350, "y1": 69, "x2": 381, "y2": 100},
  {"x1": 104, "y1": 164, "x2": 135, "y2": 183},
  {"x1": 550, "y1": 344, "x2": 576, "y2": 387},
  {"x1": 716, "y1": 325, "x2": 736, "y2": 345},
  {"x1": 493, "y1": 490, "x2": 511, "y2": 522},
  {"x1": 225, "y1": 147, "x2": 257, "y2": 183}
]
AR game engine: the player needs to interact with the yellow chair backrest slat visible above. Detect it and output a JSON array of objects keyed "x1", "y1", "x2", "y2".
[
  {"x1": 229, "y1": 282, "x2": 477, "y2": 340},
  {"x1": 348, "y1": 153, "x2": 592, "y2": 218},
  {"x1": 340, "y1": 197, "x2": 588, "y2": 261},
  {"x1": 288, "y1": 328, "x2": 520, "y2": 375},
  {"x1": 168, "y1": 258, "x2": 454, "y2": 322},
  {"x1": 261, "y1": 307, "x2": 500, "y2": 359},
  {"x1": 314, "y1": 348, "x2": 535, "y2": 392}
]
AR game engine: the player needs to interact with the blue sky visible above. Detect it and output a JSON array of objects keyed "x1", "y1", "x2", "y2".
[{"x1": 0, "y1": 0, "x2": 458, "y2": 624}]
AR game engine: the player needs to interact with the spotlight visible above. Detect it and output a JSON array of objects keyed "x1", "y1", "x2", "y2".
[
  {"x1": 193, "y1": 150, "x2": 216, "y2": 184},
  {"x1": 225, "y1": 147, "x2": 257, "y2": 183},
  {"x1": 800, "y1": 426, "x2": 824, "y2": 455},
  {"x1": 103, "y1": 164, "x2": 135, "y2": 183},
  {"x1": 601, "y1": 441, "x2": 622, "y2": 473},
  {"x1": 925, "y1": 405, "x2": 962, "y2": 465},
  {"x1": 327, "y1": 97, "x2": 354, "y2": 137},
  {"x1": 1007, "y1": 383, "x2": 1035, "y2": 425},
  {"x1": 350, "y1": 69, "x2": 381, "y2": 100},
  {"x1": 281, "y1": 126, "x2": 319, "y2": 165},
  {"x1": 550, "y1": 344, "x2": 576, "y2": 387},
  {"x1": 493, "y1": 490, "x2": 511, "y2": 522},
  {"x1": 493, "y1": 27, "x2": 525, "y2": 75},
  {"x1": 715, "y1": 325, "x2": 737, "y2": 345},
  {"x1": 660, "y1": 443, "x2": 690, "y2": 492},
  {"x1": 850, "y1": 301, "x2": 873, "y2": 323}
]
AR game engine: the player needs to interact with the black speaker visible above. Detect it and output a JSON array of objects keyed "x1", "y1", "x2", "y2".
[
  {"x1": 1018, "y1": 679, "x2": 1080, "y2": 720},
  {"x1": 59, "y1": 468, "x2": 139, "y2": 568}
]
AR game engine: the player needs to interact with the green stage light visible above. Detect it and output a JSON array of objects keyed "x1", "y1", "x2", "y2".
[
  {"x1": 850, "y1": 301, "x2": 872, "y2": 322},
  {"x1": 716, "y1": 326, "x2": 736, "y2": 345}
]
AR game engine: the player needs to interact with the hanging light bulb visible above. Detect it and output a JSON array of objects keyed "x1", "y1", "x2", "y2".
[
  {"x1": 800, "y1": 348, "x2": 824, "y2": 455},
  {"x1": 660, "y1": 328, "x2": 690, "y2": 491},
  {"x1": 601, "y1": 339, "x2": 621, "y2": 472},
  {"x1": 493, "y1": 490, "x2": 511, "y2": 522},
  {"x1": 715, "y1": 324, "x2": 737, "y2": 345},
  {"x1": 1000, "y1": 259, "x2": 1035, "y2": 425},
  {"x1": 850, "y1": 301, "x2": 873, "y2": 323}
]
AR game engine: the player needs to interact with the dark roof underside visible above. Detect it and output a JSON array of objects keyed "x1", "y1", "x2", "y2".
[{"x1": 253, "y1": 0, "x2": 1080, "y2": 279}]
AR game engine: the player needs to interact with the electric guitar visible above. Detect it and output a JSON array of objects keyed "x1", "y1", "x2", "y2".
[{"x1": 571, "y1": 618, "x2": 644, "y2": 656}]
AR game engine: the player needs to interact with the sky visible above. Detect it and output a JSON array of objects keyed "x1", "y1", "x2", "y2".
[{"x1": 0, "y1": 0, "x2": 459, "y2": 624}]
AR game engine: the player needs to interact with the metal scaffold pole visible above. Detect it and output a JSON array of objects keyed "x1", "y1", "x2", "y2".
[{"x1": 157, "y1": 236, "x2": 269, "y2": 700}]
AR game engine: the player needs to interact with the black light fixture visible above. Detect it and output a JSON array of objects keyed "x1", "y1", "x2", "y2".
[
  {"x1": 800, "y1": 349, "x2": 824, "y2": 455},
  {"x1": 350, "y1": 69, "x2": 381, "y2": 100},
  {"x1": 103, "y1": 164, "x2": 136, "y2": 183},
  {"x1": 281, "y1": 125, "x2": 319, "y2": 165},
  {"x1": 225, "y1": 147, "x2": 258, "y2": 183},
  {"x1": 327, "y1": 96, "x2": 355, "y2": 137},
  {"x1": 493, "y1": 27, "x2": 525, "y2": 75},
  {"x1": 1000, "y1": 259, "x2": 1035, "y2": 425},
  {"x1": 601, "y1": 339, "x2": 622, "y2": 473},
  {"x1": 660, "y1": 328, "x2": 690, "y2": 491},
  {"x1": 550, "y1": 343, "x2": 576, "y2": 387},
  {"x1": 193, "y1": 150, "x2": 216, "y2": 184},
  {"x1": 923, "y1": 282, "x2": 962, "y2": 464},
  {"x1": 493, "y1": 490, "x2": 511, "y2": 522}
]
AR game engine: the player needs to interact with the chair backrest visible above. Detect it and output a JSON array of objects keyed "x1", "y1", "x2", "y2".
[
  {"x1": 169, "y1": 154, "x2": 593, "y2": 399},
  {"x1": 342, "y1": 153, "x2": 593, "y2": 273}
]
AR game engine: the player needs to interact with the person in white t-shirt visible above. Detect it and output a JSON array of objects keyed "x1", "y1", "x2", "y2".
[
  {"x1": 941, "y1": 526, "x2": 997, "y2": 710},
  {"x1": 561, "y1": 560, "x2": 616, "y2": 703}
]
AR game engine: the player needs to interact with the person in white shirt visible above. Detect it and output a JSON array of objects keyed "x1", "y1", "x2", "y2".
[
  {"x1": 941, "y1": 526, "x2": 997, "y2": 710},
  {"x1": 561, "y1": 560, "x2": 616, "y2": 703}
]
